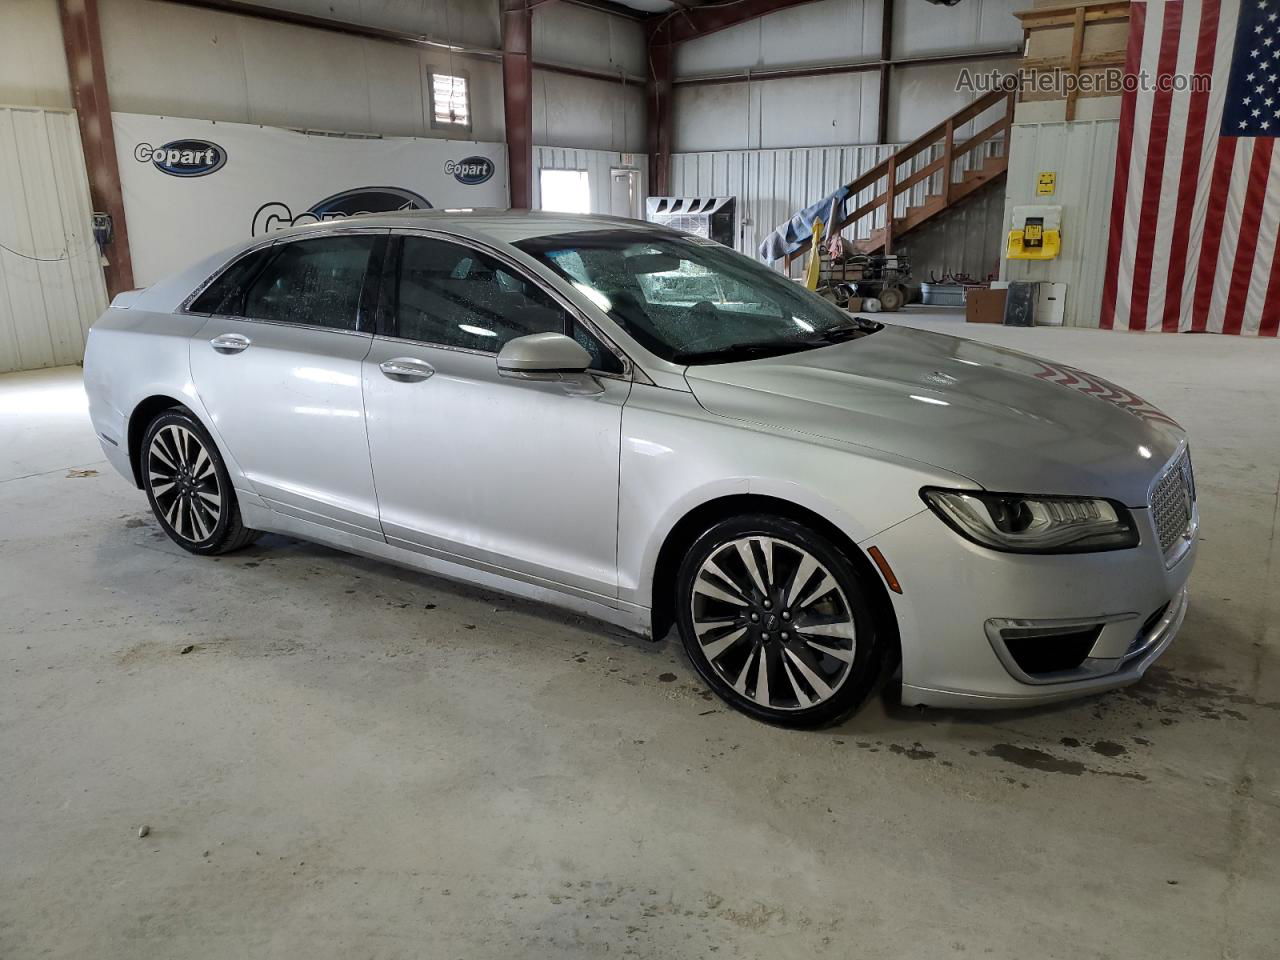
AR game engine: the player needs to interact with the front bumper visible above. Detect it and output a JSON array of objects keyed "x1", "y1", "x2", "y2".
[{"x1": 866, "y1": 504, "x2": 1195, "y2": 709}]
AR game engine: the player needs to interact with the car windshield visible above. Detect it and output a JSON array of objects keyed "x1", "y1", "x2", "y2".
[{"x1": 515, "y1": 229, "x2": 880, "y2": 364}]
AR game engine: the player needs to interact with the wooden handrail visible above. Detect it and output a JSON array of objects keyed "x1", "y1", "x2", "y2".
[
  {"x1": 894, "y1": 155, "x2": 947, "y2": 198},
  {"x1": 958, "y1": 112, "x2": 1013, "y2": 160},
  {"x1": 889, "y1": 88, "x2": 1010, "y2": 169},
  {"x1": 781, "y1": 90, "x2": 1014, "y2": 266}
]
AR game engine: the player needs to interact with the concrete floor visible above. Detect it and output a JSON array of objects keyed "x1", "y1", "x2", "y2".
[{"x1": 2, "y1": 308, "x2": 1279, "y2": 959}]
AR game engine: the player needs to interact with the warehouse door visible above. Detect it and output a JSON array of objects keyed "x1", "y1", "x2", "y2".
[{"x1": 0, "y1": 106, "x2": 108, "y2": 373}]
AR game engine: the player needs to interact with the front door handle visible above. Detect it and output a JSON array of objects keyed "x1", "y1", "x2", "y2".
[
  {"x1": 380, "y1": 357, "x2": 435, "y2": 382},
  {"x1": 209, "y1": 333, "x2": 251, "y2": 354}
]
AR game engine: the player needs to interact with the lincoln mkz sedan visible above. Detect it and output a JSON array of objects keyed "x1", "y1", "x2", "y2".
[{"x1": 83, "y1": 211, "x2": 1197, "y2": 726}]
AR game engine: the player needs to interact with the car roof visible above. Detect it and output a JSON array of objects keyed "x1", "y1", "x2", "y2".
[{"x1": 268, "y1": 209, "x2": 670, "y2": 245}]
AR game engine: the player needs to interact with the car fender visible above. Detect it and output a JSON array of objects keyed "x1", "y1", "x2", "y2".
[{"x1": 618, "y1": 384, "x2": 971, "y2": 610}]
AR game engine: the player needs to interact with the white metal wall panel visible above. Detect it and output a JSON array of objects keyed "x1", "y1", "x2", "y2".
[
  {"x1": 1002, "y1": 120, "x2": 1119, "y2": 328},
  {"x1": 533, "y1": 72, "x2": 645, "y2": 155},
  {"x1": 674, "y1": 64, "x2": 1011, "y2": 155},
  {"x1": 533, "y1": 2, "x2": 645, "y2": 78},
  {"x1": 98, "y1": 0, "x2": 509, "y2": 143},
  {"x1": 888, "y1": 59, "x2": 1014, "y2": 142},
  {"x1": 0, "y1": 0, "x2": 72, "y2": 110},
  {"x1": 187, "y1": 0, "x2": 501, "y2": 50},
  {"x1": 673, "y1": 0, "x2": 1021, "y2": 73},
  {"x1": 532, "y1": 147, "x2": 648, "y2": 217},
  {"x1": 0, "y1": 107, "x2": 108, "y2": 374},
  {"x1": 675, "y1": 0, "x2": 881, "y2": 74},
  {"x1": 673, "y1": 73, "x2": 880, "y2": 153},
  {"x1": 891, "y1": 0, "x2": 1025, "y2": 59}
]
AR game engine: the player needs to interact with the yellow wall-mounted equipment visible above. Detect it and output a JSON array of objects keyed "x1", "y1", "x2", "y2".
[{"x1": 1007, "y1": 204, "x2": 1062, "y2": 261}]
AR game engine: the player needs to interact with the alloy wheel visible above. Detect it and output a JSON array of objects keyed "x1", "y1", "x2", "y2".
[
  {"x1": 689, "y1": 536, "x2": 857, "y2": 711},
  {"x1": 147, "y1": 424, "x2": 223, "y2": 544}
]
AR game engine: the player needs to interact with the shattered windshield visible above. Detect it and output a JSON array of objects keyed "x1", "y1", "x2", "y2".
[{"x1": 516, "y1": 229, "x2": 879, "y2": 365}]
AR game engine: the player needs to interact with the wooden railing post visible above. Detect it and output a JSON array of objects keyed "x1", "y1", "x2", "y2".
[
  {"x1": 883, "y1": 153, "x2": 896, "y2": 254},
  {"x1": 941, "y1": 118, "x2": 954, "y2": 205},
  {"x1": 1064, "y1": 5, "x2": 1086, "y2": 122}
]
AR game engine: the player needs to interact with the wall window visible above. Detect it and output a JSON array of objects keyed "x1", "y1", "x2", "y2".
[
  {"x1": 539, "y1": 170, "x2": 591, "y2": 214},
  {"x1": 429, "y1": 72, "x2": 470, "y2": 129}
]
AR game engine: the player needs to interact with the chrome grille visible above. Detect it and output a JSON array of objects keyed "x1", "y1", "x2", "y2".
[{"x1": 1151, "y1": 451, "x2": 1195, "y2": 554}]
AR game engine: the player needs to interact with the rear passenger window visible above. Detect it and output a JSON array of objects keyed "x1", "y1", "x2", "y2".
[
  {"x1": 188, "y1": 247, "x2": 274, "y2": 315},
  {"x1": 241, "y1": 236, "x2": 375, "y2": 331}
]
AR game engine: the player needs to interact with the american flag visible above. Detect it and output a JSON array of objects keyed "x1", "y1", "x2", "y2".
[{"x1": 1101, "y1": 0, "x2": 1280, "y2": 335}]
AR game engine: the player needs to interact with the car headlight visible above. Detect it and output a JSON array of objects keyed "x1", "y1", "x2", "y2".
[{"x1": 920, "y1": 488, "x2": 1139, "y2": 553}]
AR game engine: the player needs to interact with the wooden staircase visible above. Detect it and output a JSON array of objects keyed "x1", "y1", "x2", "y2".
[{"x1": 783, "y1": 89, "x2": 1016, "y2": 270}]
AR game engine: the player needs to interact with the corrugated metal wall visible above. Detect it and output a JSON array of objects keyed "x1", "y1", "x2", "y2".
[
  {"x1": 1002, "y1": 120, "x2": 1119, "y2": 328},
  {"x1": 896, "y1": 185, "x2": 1007, "y2": 284},
  {"x1": 0, "y1": 106, "x2": 108, "y2": 374},
  {"x1": 668, "y1": 133, "x2": 1006, "y2": 282},
  {"x1": 532, "y1": 146, "x2": 648, "y2": 216}
]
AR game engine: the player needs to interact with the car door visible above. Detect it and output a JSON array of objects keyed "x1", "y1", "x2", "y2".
[
  {"x1": 362, "y1": 232, "x2": 631, "y2": 599},
  {"x1": 189, "y1": 230, "x2": 387, "y2": 540}
]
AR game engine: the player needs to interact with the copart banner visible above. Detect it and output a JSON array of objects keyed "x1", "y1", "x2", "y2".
[{"x1": 113, "y1": 113, "x2": 508, "y2": 287}]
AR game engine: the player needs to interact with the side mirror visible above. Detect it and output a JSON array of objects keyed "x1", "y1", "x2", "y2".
[{"x1": 496, "y1": 332, "x2": 592, "y2": 376}]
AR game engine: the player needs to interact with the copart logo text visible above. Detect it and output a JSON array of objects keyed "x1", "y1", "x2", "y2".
[
  {"x1": 135, "y1": 139, "x2": 226, "y2": 178},
  {"x1": 251, "y1": 186, "x2": 432, "y2": 236},
  {"x1": 445, "y1": 156, "x2": 495, "y2": 185}
]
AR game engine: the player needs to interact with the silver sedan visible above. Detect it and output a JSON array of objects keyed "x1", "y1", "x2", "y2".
[{"x1": 83, "y1": 211, "x2": 1196, "y2": 726}]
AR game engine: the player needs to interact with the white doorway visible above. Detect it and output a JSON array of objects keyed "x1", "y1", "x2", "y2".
[
  {"x1": 538, "y1": 169, "x2": 591, "y2": 214},
  {"x1": 609, "y1": 168, "x2": 641, "y2": 220}
]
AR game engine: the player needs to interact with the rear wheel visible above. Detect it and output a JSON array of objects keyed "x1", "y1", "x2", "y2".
[
  {"x1": 141, "y1": 409, "x2": 259, "y2": 555},
  {"x1": 675, "y1": 515, "x2": 892, "y2": 727}
]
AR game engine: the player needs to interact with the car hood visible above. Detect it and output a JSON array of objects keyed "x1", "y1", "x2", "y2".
[{"x1": 684, "y1": 324, "x2": 1186, "y2": 507}]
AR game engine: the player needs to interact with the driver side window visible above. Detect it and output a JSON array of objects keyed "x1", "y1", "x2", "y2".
[
  {"x1": 391, "y1": 236, "x2": 624, "y2": 374},
  {"x1": 394, "y1": 237, "x2": 564, "y2": 352}
]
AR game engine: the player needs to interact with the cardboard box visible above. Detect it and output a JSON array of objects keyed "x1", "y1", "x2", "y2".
[{"x1": 966, "y1": 287, "x2": 1007, "y2": 324}]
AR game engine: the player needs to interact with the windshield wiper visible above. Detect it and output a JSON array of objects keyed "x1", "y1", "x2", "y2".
[
  {"x1": 804, "y1": 318, "x2": 884, "y2": 345},
  {"x1": 673, "y1": 342, "x2": 805, "y2": 365}
]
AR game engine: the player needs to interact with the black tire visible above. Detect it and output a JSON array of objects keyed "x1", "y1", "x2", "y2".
[
  {"x1": 140, "y1": 408, "x2": 259, "y2": 556},
  {"x1": 675, "y1": 515, "x2": 892, "y2": 728},
  {"x1": 877, "y1": 285, "x2": 905, "y2": 312}
]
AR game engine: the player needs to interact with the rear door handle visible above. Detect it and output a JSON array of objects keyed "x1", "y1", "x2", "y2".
[
  {"x1": 379, "y1": 357, "x2": 435, "y2": 382},
  {"x1": 210, "y1": 333, "x2": 251, "y2": 354}
]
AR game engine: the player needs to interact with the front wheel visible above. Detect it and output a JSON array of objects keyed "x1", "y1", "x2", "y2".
[
  {"x1": 141, "y1": 408, "x2": 259, "y2": 555},
  {"x1": 676, "y1": 515, "x2": 893, "y2": 727}
]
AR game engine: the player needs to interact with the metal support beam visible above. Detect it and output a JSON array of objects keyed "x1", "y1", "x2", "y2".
[
  {"x1": 58, "y1": 0, "x2": 133, "y2": 297},
  {"x1": 877, "y1": 0, "x2": 894, "y2": 144},
  {"x1": 646, "y1": 38, "x2": 674, "y2": 197},
  {"x1": 502, "y1": 0, "x2": 534, "y2": 210}
]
